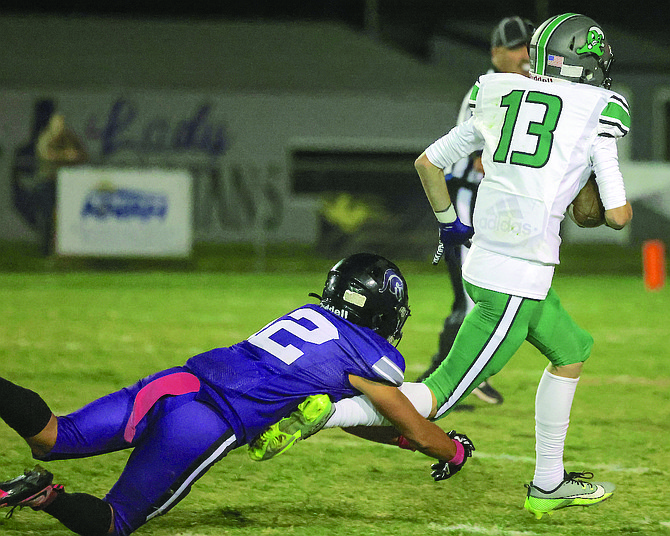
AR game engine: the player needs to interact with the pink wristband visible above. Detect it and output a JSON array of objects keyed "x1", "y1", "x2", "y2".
[
  {"x1": 397, "y1": 435, "x2": 416, "y2": 451},
  {"x1": 450, "y1": 438, "x2": 465, "y2": 465}
]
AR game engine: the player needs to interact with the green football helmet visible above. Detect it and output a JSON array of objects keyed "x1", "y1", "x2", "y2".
[{"x1": 530, "y1": 13, "x2": 614, "y2": 89}]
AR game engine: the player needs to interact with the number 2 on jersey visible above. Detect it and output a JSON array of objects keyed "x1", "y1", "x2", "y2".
[
  {"x1": 247, "y1": 308, "x2": 339, "y2": 365},
  {"x1": 493, "y1": 89, "x2": 563, "y2": 168}
]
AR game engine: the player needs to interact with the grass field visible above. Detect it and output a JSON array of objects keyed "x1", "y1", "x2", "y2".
[{"x1": 0, "y1": 243, "x2": 668, "y2": 536}]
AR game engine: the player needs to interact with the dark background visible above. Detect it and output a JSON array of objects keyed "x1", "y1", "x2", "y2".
[
  {"x1": 3, "y1": 1, "x2": 665, "y2": 61},
  {"x1": 1, "y1": 1, "x2": 663, "y2": 36}
]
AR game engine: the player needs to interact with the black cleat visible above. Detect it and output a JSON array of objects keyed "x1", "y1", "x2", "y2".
[
  {"x1": 0, "y1": 466, "x2": 62, "y2": 515},
  {"x1": 471, "y1": 380, "x2": 504, "y2": 405}
]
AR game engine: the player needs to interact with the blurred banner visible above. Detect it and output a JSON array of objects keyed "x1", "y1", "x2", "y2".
[
  {"x1": 0, "y1": 91, "x2": 449, "y2": 250},
  {"x1": 3, "y1": 90, "x2": 669, "y2": 257},
  {"x1": 56, "y1": 167, "x2": 193, "y2": 257}
]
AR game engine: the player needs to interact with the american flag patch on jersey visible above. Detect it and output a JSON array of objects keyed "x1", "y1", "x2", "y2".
[{"x1": 547, "y1": 54, "x2": 564, "y2": 67}]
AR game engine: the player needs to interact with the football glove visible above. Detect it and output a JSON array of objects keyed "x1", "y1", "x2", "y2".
[
  {"x1": 430, "y1": 430, "x2": 475, "y2": 481},
  {"x1": 432, "y1": 220, "x2": 474, "y2": 265}
]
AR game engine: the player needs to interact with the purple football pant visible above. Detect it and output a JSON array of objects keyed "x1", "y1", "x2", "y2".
[{"x1": 40, "y1": 367, "x2": 237, "y2": 536}]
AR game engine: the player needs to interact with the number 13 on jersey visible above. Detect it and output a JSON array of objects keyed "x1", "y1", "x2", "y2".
[{"x1": 493, "y1": 90, "x2": 563, "y2": 169}]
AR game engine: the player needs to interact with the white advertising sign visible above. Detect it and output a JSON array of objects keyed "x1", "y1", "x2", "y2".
[{"x1": 56, "y1": 167, "x2": 193, "y2": 257}]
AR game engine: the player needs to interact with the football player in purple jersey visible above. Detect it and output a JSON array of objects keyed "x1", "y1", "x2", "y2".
[{"x1": 0, "y1": 253, "x2": 473, "y2": 536}]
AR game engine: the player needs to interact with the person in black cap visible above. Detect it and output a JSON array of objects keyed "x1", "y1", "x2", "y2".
[
  {"x1": 416, "y1": 16, "x2": 535, "y2": 406},
  {"x1": 490, "y1": 15, "x2": 536, "y2": 76}
]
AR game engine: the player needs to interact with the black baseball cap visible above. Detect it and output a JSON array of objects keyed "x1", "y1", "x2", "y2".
[{"x1": 491, "y1": 16, "x2": 535, "y2": 49}]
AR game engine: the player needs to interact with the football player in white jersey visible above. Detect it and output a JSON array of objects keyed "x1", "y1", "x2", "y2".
[
  {"x1": 252, "y1": 13, "x2": 633, "y2": 520},
  {"x1": 417, "y1": 12, "x2": 632, "y2": 518},
  {"x1": 418, "y1": 16, "x2": 536, "y2": 408}
]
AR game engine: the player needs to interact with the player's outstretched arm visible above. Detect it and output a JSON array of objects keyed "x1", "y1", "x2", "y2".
[
  {"x1": 348, "y1": 375, "x2": 458, "y2": 461},
  {"x1": 341, "y1": 424, "x2": 404, "y2": 445}
]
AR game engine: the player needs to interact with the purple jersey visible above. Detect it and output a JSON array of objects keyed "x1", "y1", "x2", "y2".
[
  {"x1": 33, "y1": 303, "x2": 405, "y2": 535},
  {"x1": 185, "y1": 304, "x2": 405, "y2": 443}
]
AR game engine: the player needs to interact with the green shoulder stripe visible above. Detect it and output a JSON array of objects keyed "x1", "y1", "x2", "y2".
[
  {"x1": 601, "y1": 101, "x2": 631, "y2": 130},
  {"x1": 468, "y1": 83, "x2": 479, "y2": 108}
]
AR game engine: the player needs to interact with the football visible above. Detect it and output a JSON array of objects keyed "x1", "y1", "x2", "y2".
[{"x1": 569, "y1": 174, "x2": 605, "y2": 228}]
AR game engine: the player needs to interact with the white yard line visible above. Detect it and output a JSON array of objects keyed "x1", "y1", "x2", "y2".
[
  {"x1": 305, "y1": 436, "x2": 650, "y2": 474},
  {"x1": 473, "y1": 451, "x2": 649, "y2": 474},
  {"x1": 427, "y1": 523, "x2": 537, "y2": 535}
]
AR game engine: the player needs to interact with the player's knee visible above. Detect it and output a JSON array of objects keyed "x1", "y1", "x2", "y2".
[
  {"x1": 560, "y1": 327, "x2": 593, "y2": 365},
  {"x1": 30, "y1": 444, "x2": 52, "y2": 460},
  {"x1": 550, "y1": 361, "x2": 583, "y2": 378},
  {"x1": 27, "y1": 414, "x2": 59, "y2": 460}
]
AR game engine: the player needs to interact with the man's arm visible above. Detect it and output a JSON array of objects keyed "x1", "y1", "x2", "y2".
[
  {"x1": 415, "y1": 118, "x2": 485, "y2": 212},
  {"x1": 590, "y1": 136, "x2": 632, "y2": 230},
  {"x1": 416, "y1": 117, "x2": 485, "y2": 246},
  {"x1": 348, "y1": 374, "x2": 457, "y2": 460},
  {"x1": 415, "y1": 151, "x2": 474, "y2": 261},
  {"x1": 415, "y1": 152, "x2": 453, "y2": 214}
]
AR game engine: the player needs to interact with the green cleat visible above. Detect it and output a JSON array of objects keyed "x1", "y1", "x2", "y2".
[
  {"x1": 249, "y1": 394, "x2": 334, "y2": 461},
  {"x1": 524, "y1": 471, "x2": 615, "y2": 520}
]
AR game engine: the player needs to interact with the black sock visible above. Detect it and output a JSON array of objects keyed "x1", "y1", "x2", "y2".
[
  {"x1": 0, "y1": 377, "x2": 52, "y2": 438},
  {"x1": 44, "y1": 491, "x2": 113, "y2": 536}
]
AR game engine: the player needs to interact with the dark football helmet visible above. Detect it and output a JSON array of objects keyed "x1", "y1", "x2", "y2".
[
  {"x1": 315, "y1": 253, "x2": 410, "y2": 345},
  {"x1": 530, "y1": 13, "x2": 614, "y2": 89}
]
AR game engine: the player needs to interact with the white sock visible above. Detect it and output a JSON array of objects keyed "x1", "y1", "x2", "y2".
[
  {"x1": 533, "y1": 369, "x2": 579, "y2": 491},
  {"x1": 398, "y1": 382, "x2": 433, "y2": 418},
  {"x1": 324, "y1": 382, "x2": 433, "y2": 428},
  {"x1": 324, "y1": 394, "x2": 386, "y2": 428}
]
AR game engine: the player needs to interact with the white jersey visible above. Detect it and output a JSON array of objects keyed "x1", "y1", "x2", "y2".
[
  {"x1": 449, "y1": 68, "x2": 493, "y2": 183},
  {"x1": 426, "y1": 72, "x2": 630, "y2": 299}
]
